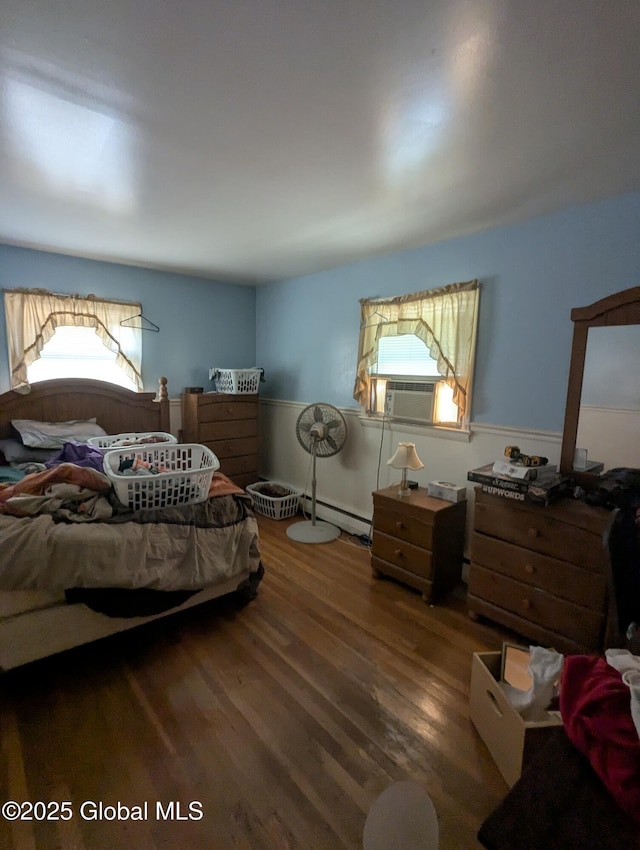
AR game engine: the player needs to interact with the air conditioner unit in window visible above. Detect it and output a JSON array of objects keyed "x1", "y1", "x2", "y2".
[{"x1": 383, "y1": 378, "x2": 437, "y2": 424}]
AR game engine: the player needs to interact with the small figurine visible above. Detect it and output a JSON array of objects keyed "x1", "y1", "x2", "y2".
[{"x1": 504, "y1": 445, "x2": 548, "y2": 467}]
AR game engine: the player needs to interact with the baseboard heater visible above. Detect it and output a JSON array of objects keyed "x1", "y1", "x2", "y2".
[{"x1": 299, "y1": 494, "x2": 371, "y2": 525}]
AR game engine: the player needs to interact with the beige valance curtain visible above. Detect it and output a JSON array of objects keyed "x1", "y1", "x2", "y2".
[
  {"x1": 4, "y1": 289, "x2": 144, "y2": 391},
  {"x1": 353, "y1": 280, "x2": 479, "y2": 420}
]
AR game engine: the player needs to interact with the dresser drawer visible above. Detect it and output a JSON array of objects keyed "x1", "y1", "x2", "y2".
[
  {"x1": 371, "y1": 531, "x2": 433, "y2": 580},
  {"x1": 373, "y1": 506, "x2": 434, "y2": 550},
  {"x1": 197, "y1": 400, "x2": 258, "y2": 424},
  {"x1": 204, "y1": 436, "x2": 259, "y2": 460},
  {"x1": 471, "y1": 532, "x2": 607, "y2": 610},
  {"x1": 473, "y1": 499, "x2": 606, "y2": 570},
  {"x1": 468, "y1": 564, "x2": 604, "y2": 648},
  {"x1": 198, "y1": 419, "x2": 257, "y2": 442}
]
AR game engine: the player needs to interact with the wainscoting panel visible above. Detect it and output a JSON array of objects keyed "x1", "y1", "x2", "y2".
[{"x1": 258, "y1": 399, "x2": 563, "y2": 554}]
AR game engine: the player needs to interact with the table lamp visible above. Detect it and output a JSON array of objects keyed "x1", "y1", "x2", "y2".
[{"x1": 387, "y1": 441, "x2": 424, "y2": 496}]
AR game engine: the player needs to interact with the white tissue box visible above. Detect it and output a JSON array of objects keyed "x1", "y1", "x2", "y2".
[
  {"x1": 469, "y1": 652, "x2": 563, "y2": 787},
  {"x1": 427, "y1": 480, "x2": 467, "y2": 502}
]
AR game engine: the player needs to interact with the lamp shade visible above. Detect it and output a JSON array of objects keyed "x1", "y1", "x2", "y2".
[{"x1": 387, "y1": 442, "x2": 424, "y2": 471}]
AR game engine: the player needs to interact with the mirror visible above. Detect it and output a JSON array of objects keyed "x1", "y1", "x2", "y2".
[
  {"x1": 576, "y1": 325, "x2": 640, "y2": 470},
  {"x1": 560, "y1": 286, "x2": 640, "y2": 486}
]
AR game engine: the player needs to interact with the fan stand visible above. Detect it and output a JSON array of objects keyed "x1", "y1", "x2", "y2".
[{"x1": 286, "y1": 439, "x2": 341, "y2": 544}]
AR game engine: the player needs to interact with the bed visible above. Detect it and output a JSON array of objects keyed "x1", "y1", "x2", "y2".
[{"x1": 0, "y1": 377, "x2": 263, "y2": 671}]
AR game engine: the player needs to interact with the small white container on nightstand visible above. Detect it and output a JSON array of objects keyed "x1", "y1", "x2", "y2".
[{"x1": 427, "y1": 480, "x2": 467, "y2": 502}]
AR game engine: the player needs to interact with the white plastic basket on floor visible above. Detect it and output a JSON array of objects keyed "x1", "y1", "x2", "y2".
[
  {"x1": 103, "y1": 443, "x2": 219, "y2": 510},
  {"x1": 246, "y1": 482, "x2": 302, "y2": 520},
  {"x1": 88, "y1": 432, "x2": 177, "y2": 453},
  {"x1": 210, "y1": 368, "x2": 261, "y2": 394}
]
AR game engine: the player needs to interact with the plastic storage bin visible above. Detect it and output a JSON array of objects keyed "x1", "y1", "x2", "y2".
[
  {"x1": 246, "y1": 482, "x2": 302, "y2": 520},
  {"x1": 87, "y1": 432, "x2": 177, "y2": 452},
  {"x1": 210, "y1": 368, "x2": 261, "y2": 394},
  {"x1": 103, "y1": 443, "x2": 219, "y2": 510}
]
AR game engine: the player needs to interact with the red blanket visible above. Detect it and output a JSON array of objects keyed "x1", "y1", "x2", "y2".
[{"x1": 560, "y1": 654, "x2": 640, "y2": 825}]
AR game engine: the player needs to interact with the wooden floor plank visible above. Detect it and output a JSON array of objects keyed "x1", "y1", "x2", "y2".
[{"x1": 0, "y1": 513, "x2": 515, "y2": 849}]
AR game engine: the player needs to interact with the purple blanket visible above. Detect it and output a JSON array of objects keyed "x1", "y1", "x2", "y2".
[{"x1": 45, "y1": 442, "x2": 105, "y2": 472}]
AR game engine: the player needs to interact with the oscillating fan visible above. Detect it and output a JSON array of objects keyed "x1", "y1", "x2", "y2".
[{"x1": 286, "y1": 402, "x2": 348, "y2": 544}]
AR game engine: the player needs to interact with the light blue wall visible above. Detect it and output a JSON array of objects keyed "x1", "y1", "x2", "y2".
[
  {"x1": 0, "y1": 245, "x2": 256, "y2": 396},
  {"x1": 256, "y1": 192, "x2": 640, "y2": 432}
]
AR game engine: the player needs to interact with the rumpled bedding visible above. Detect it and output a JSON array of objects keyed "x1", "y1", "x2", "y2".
[
  {"x1": 560, "y1": 653, "x2": 640, "y2": 826},
  {"x1": 0, "y1": 466, "x2": 261, "y2": 594},
  {"x1": 0, "y1": 463, "x2": 113, "y2": 522}
]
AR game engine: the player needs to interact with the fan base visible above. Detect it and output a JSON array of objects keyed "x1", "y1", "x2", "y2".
[{"x1": 286, "y1": 520, "x2": 341, "y2": 544}]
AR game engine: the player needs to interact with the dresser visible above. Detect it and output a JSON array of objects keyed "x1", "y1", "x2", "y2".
[
  {"x1": 468, "y1": 487, "x2": 610, "y2": 654},
  {"x1": 181, "y1": 392, "x2": 259, "y2": 489},
  {"x1": 371, "y1": 486, "x2": 467, "y2": 602}
]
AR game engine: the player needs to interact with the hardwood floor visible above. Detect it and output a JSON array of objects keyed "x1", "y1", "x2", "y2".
[{"x1": 0, "y1": 514, "x2": 514, "y2": 849}]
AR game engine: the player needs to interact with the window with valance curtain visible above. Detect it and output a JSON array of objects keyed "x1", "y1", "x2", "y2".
[
  {"x1": 3, "y1": 289, "x2": 144, "y2": 391},
  {"x1": 353, "y1": 280, "x2": 479, "y2": 424}
]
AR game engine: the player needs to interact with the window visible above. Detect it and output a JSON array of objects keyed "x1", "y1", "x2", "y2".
[
  {"x1": 353, "y1": 280, "x2": 479, "y2": 429},
  {"x1": 27, "y1": 326, "x2": 137, "y2": 390},
  {"x1": 4, "y1": 289, "x2": 144, "y2": 391},
  {"x1": 375, "y1": 334, "x2": 441, "y2": 377}
]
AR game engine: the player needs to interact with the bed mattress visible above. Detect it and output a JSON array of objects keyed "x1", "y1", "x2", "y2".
[{"x1": 0, "y1": 589, "x2": 65, "y2": 618}]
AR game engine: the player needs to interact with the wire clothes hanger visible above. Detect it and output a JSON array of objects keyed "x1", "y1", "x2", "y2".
[
  {"x1": 120, "y1": 312, "x2": 160, "y2": 332},
  {"x1": 360, "y1": 311, "x2": 390, "y2": 330}
]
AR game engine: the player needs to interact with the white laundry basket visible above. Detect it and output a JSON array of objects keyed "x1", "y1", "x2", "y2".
[
  {"x1": 104, "y1": 443, "x2": 219, "y2": 509},
  {"x1": 88, "y1": 432, "x2": 177, "y2": 452},
  {"x1": 210, "y1": 368, "x2": 262, "y2": 394},
  {"x1": 246, "y1": 482, "x2": 302, "y2": 520}
]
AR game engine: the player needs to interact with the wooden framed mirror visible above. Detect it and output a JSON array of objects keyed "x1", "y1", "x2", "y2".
[{"x1": 560, "y1": 286, "x2": 640, "y2": 486}]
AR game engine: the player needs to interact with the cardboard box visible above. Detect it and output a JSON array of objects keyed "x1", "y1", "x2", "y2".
[
  {"x1": 427, "y1": 480, "x2": 467, "y2": 502},
  {"x1": 469, "y1": 652, "x2": 562, "y2": 787}
]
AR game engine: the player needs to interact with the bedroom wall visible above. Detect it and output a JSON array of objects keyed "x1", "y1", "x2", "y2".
[
  {"x1": 255, "y1": 191, "x2": 640, "y2": 537},
  {"x1": 0, "y1": 244, "x2": 256, "y2": 399}
]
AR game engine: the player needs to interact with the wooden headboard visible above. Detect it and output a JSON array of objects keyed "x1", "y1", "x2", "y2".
[{"x1": 0, "y1": 377, "x2": 170, "y2": 440}]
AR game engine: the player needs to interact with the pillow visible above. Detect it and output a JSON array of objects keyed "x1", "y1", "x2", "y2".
[
  {"x1": 11, "y1": 418, "x2": 107, "y2": 449},
  {"x1": 0, "y1": 438, "x2": 59, "y2": 464}
]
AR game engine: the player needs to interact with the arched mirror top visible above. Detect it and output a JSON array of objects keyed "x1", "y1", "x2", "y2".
[{"x1": 560, "y1": 286, "x2": 640, "y2": 486}]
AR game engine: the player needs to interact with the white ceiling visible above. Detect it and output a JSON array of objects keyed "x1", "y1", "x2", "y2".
[{"x1": 1, "y1": 1, "x2": 639, "y2": 284}]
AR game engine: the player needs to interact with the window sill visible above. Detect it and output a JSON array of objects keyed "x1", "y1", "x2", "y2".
[{"x1": 358, "y1": 413, "x2": 471, "y2": 442}]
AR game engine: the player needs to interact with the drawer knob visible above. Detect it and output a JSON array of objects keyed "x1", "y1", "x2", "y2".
[
  {"x1": 527, "y1": 527, "x2": 539, "y2": 539},
  {"x1": 394, "y1": 549, "x2": 404, "y2": 558},
  {"x1": 522, "y1": 598, "x2": 531, "y2": 610},
  {"x1": 395, "y1": 521, "x2": 404, "y2": 530},
  {"x1": 525, "y1": 564, "x2": 535, "y2": 575}
]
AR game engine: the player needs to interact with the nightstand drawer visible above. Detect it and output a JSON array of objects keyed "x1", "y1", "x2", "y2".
[
  {"x1": 373, "y1": 506, "x2": 433, "y2": 550},
  {"x1": 371, "y1": 531, "x2": 433, "y2": 579}
]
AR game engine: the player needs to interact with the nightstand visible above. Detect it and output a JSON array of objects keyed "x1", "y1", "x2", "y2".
[{"x1": 371, "y1": 486, "x2": 467, "y2": 602}]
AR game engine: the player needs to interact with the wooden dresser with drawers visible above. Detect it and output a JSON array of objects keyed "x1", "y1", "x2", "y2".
[
  {"x1": 468, "y1": 487, "x2": 611, "y2": 654},
  {"x1": 181, "y1": 392, "x2": 259, "y2": 489}
]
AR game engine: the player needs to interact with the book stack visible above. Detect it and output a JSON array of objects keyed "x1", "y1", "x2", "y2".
[{"x1": 467, "y1": 461, "x2": 569, "y2": 505}]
